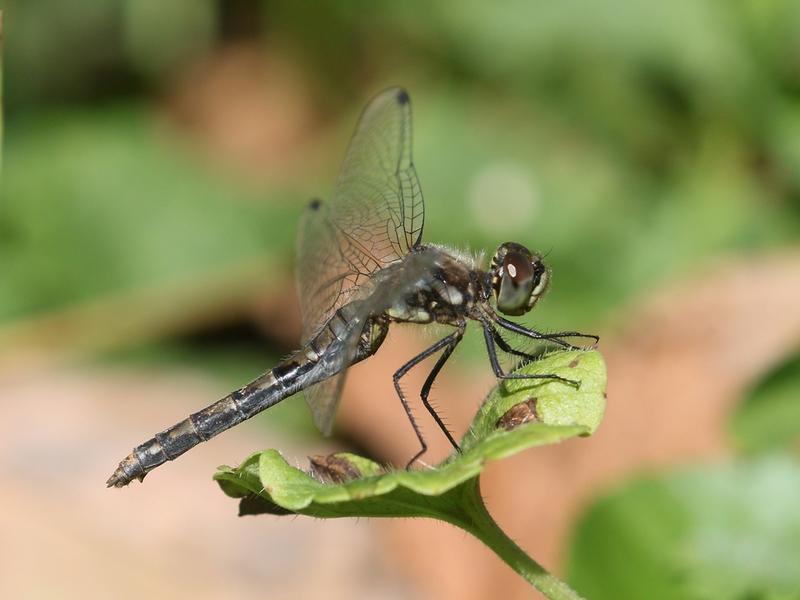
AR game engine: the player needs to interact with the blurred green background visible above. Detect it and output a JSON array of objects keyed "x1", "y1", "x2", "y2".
[{"x1": 2, "y1": 2, "x2": 800, "y2": 599}]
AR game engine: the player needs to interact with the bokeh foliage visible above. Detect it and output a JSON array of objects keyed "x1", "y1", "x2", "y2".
[
  {"x1": 3, "y1": 2, "x2": 800, "y2": 596},
  {"x1": 567, "y1": 457, "x2": 800, "y2": 600},
  {"x1": 4, "y1": 0, "x2": 800, "y2": 326}
]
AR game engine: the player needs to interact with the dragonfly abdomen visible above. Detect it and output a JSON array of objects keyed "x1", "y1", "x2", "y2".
[{"x1": 106, "y1": 350, "x2": 323, "y2": 488}]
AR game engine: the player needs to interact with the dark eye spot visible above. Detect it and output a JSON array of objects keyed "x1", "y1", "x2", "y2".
[{"x1": 504, "y1": 252, "x2": 533, "y2": 284}]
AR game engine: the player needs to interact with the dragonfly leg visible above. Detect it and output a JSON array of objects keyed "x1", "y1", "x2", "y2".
[
  {"x1": 492, "y1": 327, "x2": 541, "y2": 364},
  {"x1": 418, "y1": 322, "x2": 466, "y2": 455},
  {"x1": 494, "y1": 315, "x2": 599, "y2": 350},
  {"x1": 542, "y1": 330, "x2": 599, "y2": 347},
  {"x1": 483, "y1": 322, "x2": 580, "y2": 387},
  {"x1": 393, "y1": 325, "x2": 465, "y2": 469}
]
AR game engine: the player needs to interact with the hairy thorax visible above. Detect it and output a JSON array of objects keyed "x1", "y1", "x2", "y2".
[{"x1": 386, "y1": 244, "x2": 484, "y2": 326}]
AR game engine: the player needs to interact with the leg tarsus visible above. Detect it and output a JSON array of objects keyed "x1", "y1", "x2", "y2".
[
  {"x1": 405, "y1": 443, "x2": 428, "y2": 470},
  {"x1": 492, "y1": 327, "x2": 540, "y2": 364},
  {"x1": 483, "y1": 322, "x2": 581, "y2": 388},
  {"x1": 493, "y1": 316, "x2": 598, "y2": 350}
]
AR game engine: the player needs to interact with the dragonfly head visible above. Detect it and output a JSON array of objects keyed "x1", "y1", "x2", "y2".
[{"x1": 489, "y1": 242, "x2": 549, "y2": 316}]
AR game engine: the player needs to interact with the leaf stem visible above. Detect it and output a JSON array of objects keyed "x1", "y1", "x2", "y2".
[{"x1": 450, "y1": 479, "x2": 585, "y2": 600}]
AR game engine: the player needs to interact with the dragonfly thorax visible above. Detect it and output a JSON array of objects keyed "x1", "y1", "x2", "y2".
[{"x1": 383, "y1": 245, "x2": 481, "y2": 326}]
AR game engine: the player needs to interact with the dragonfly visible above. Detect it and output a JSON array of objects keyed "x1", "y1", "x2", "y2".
[{"x1": 107, "y1": 88, "x2": 598, "y2": 488}]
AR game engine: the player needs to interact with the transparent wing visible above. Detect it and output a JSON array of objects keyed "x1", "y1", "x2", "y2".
[
  {"x1": 302, "y1": 369, "x2": 347, "y2": 435},
  {"x1": 297, "y1": 87, "x2": 424, "y2": 342},
  {"x1": 296, "y1": 87, "x2": 425, "y2": 433},
  {"x1": 296, "y1": 200, "x2": 357, "y2": 343},
  {"x1": 295, "y1": 199, "x2": 368, "y2": 434},
  {"x1": 327, "y1": 87, "x2": 424, "y2": 273}
]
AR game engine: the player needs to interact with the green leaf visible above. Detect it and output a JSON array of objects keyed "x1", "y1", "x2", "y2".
[
  {"x1": 1, "y1": 106, "x2": 298, "y2": 322},
  {"x1": 730, "y1": 350, "x2": 800, "y2": 454},
  {"x1": 566, "y1": 456, "x2": 800, "y2": 600},
  {"x1": 215, "y1": 350, "x2": 605, "y2": 600}
]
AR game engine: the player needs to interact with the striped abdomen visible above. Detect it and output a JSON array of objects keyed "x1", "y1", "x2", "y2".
[
  {"x1": 105, "y1": 304, "x2": 382, "y2": 488},
  {"x1": 105, "y1": 349, "x2": 322, "y2": 487}
]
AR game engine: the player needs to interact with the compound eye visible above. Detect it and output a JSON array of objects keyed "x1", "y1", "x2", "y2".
[
  {"x1": 503, "y1": 252, "x2": 534, "y2": 284},
  {"x1": 497, "y1": 251, "x2": 535, "y2": 315}
]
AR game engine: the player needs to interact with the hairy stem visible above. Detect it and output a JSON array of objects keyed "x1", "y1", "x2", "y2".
[{"x1": 447, "y1": 479, "x2": 584, "y2": 600}]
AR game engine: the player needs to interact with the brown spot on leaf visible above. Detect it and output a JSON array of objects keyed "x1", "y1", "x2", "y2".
[
  {"x1": 568, "y1": 358, "x2": 581, "y2": 368},
  {"x1": 496, "y1": 397, "x2": 539, "y2": 430},
  {"x1": 309, "y1": 454, "x2": 361, "y2": 484}
]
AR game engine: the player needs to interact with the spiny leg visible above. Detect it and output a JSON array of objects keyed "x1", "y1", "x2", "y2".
[
  {"x1": 483, "y1": 322, "x2": 580, "y2": 387},
  {"x1": 493, "y1": 315, "x2": 599, "y2": 350},
  {"x1": 418, "y1": 322, "x2": 466, "y2": 456},
  {"x1": 393, "y1": 328, "x2": 463, "y2": 469},
  {"x1": 492, "y1": 327, "x2": 541, "y2": 364},
  {"x1": 540, "y1": 330, "x2": 599, "y2": 347},
  {"x1": 492, "y1": 325, "x2": 585, "y2": 367}
]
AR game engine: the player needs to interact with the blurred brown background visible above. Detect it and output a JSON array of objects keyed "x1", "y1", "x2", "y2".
[{"x1": 2, "y1": 2, "x2": 800, "y2": 599}]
